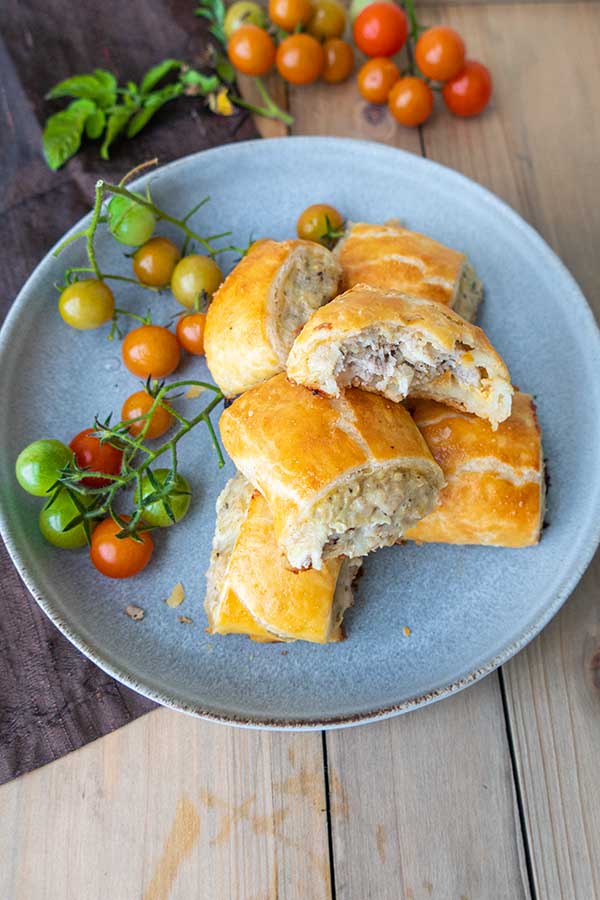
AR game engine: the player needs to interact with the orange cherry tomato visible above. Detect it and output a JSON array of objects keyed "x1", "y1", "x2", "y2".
[
  {"x1": 307, "y1": 0, "x2": 346, "y2": 40},
  {"x1": 227, "y1": 24, "x2": 276, "y2": 76},
  {"x1": 276, "y1": 34, "x2": 325, "y2": 85},
  {"x1": 415, "y1": 26, "x2": 465, "y2": 83},
  {"x1": 132, "y1": 237, "x2": 181, "y2": 288},
  {"x1": 90, "y1": 516, "x2": 154, "y2": 579},
  {"x1": 322, "y1": 39, "x2": 355, "y2": 84},
  {"x1": 357, "y1": 56, "x2": 400, "y2": 104},
  {"x1": 388, "y1": 76, "x2": 433, "y2": 127},
  {"x1": 268, "y1": 0, "x2": 312, "y2": 31},
  {"x1": 121, "y1": 325, "x2": 181, "y2": 379},
  {"x1": 353, "y1": 2, "x2": 408, "y2": 57},
  {"x1": 176, "y1": 313, "x2": 207, "y2": 356},
  {"x1": 442, "y1": 60, "x2": 492, "y2": 117},
  {"x1": 121, "y1": 391, "x2": 174, "y2": 439},
  {"x1": 69, "y1": 428, "x2": 123, "y2": 488}
]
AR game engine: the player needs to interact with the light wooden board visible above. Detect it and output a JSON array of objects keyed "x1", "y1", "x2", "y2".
[
  {"x1": 0, "y1": 709, "x2": 332, "y2": 900},
  {"x1": 423, "y1": 5, "x2": 600, "y2": 898}
]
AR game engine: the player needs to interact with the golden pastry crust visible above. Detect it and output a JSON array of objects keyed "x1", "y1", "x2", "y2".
[
  {"x1": 205, "y1": 476, "x2": 357, "y2": 643},
  {"x1": 219, "y1": 373, "x2": 443, "y2": 569},
  {"x1": 334, "y1": 221, "x2": 482, "y2": 319},
  {"x1": 286, "y1": 283, "x2": 513, "y2": 428},
  {"x1": 405, "y1": 393, "x2": 545, "y2": 546},
  {"x1": 204, "y1": 239, "x2": 340, "y2": 397}
]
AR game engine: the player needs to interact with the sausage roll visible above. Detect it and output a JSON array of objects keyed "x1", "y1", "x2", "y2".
[
  {"x1": 219, "y1": 374, "x2": 444, "y2": 570},
  {"x1": 204, "y1": 239, "x2": 341, "y2": 397},
  {"x1": 205, "y1": 475, "x2": 361, "y2": 643},
  {"x1": 286, "y1": 284, "x2": 513, "y2": 429},
  {"x1": 334, "y1": 221, "x2": 483, "y2": 321},
  {"x1": 405, "y1": 393, "x2": 545, "y2": 546}
]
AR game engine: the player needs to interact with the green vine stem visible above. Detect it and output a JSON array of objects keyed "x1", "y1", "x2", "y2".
[
  {"x1": 56, "y1": 380, "x2": 225, "y2": 538},
  {"x1": 231, "y1": 77, "x2": 293, "y2": 127}
]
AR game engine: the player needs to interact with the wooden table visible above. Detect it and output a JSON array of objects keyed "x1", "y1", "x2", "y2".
[{"x1": 2, "y1": 4, "x2": 599, "y2": 898}]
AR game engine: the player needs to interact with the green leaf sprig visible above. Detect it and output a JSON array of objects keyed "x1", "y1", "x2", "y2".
[{"x1": 47, "y1": 378, "x2": 225, "y2": 542}]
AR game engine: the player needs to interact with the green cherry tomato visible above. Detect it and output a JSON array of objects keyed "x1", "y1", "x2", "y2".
[
  {"x1": 58, "y1": 279, "x2": 115, "y2": 330},
  {"x1": 136, "y1": 469, "x2": 192, "y2": 527},
  {"x1": 108, "y1": 194, "x2": 156, "y2": 247},
  {"x1": 170, "y1": 255, "x2": 223, "y2": 309},
  {"x1": 15, "y1": 439, "x2": 73, "y2": 496},
  {"x1": 224, "y1": 0, "x2": 267, "y2": 37},
  {"x1": 39, "y1": 490, "x2": 96, "y2": 549}
]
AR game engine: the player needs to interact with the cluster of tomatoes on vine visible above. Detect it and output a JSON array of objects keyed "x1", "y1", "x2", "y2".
[{"x1": 223, "y1": 0, "x2": 492, "y2": 126}]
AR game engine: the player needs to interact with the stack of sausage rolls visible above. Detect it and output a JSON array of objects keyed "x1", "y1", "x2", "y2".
[{"x1": 203, "y1": 222, "x2": 545, "y2": 645}]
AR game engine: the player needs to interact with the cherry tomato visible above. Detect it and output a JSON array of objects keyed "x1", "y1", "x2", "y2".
[
  {"x1": 176, "y1": 313, "x2": 207, "y2": 356},
  {"x1": 297, "y1": 203, "x2": 344, "y2": 245},
  {"x1": 268, "y1": 0, "x2": 312, "y2": 32},
  {"x1": 58, "y1": 279, "x2": 115, "y2": 331},
  {"x1": 322, "y1": 39, "x2": 355, "y2": 84},
  {"x1": 121, "y1": 391, "x2": 174, "y2": 439},
  {"x1": 171, "y1": 255, "x2": 223, "y2": 309},
  {"x1": 353, "y1": 3, "x2": 408, "y2": 57},
  {"x1": 121, "y1": 325, "x2": 181, "y2": 379},
  {"x1": 442, "y1": 60, "x2": 492, "y2": 117},
  {"x1": 224, "y1": 0, "x2": 267, "y2": 37},
  {"x1": 132, "y1": 237, "x2": 181, "y2": 288},
  {"x1": 108, "y1": 195, "x2": 156, "y2": 247},
  {"x1": 276, "y1": 34, "x2": 325, "y2": 86},
  {"x1": 39, "y1": 489, "x2": 96, "y2": 549},
  {"x1": 69, "y1": 428, "x2": 124, "y2": 488},
  {"x1": 388, "y1": 76, "x2": 433, "y2": 127},
  {"x1": 136, "y1": 469, "x2": 191, "y2": 528},
  {"x1": 307, "y1": 0, "x2": 346, "y2": 40},
  {"x1": 90, "y1": 516, "x2": 154, "y2": 579},
  {"x1": 415, "y1": 26, "x2": 465, "y2": 83},
  {"x1": 16, "y1": 440, "x2": 73, "y2": 497},
  {"x1": 357, "y1": 57, "x2": 400, "y2": 104},
  {"x1": 227, "y1": 24, "x2": 276, "y2": 76}
]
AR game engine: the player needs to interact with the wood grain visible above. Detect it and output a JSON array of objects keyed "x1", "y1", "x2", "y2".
[
  {"x1": 423, "y1": 4, "x2": 600, "y2": 898},
  {"x1": 325, "y1": 680, "x2": 530, "y2": 900},
  {"x1": 0, "y1": 709, "x2": 332, "y2": 900}
]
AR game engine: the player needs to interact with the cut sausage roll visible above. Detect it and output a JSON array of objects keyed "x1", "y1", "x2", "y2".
[
  {"x1": 219, "y1": 374, "x2": 444, "y2": 570},
  {"x1": 286, "y1": 284, "x2": 513, "y2": 429},
  {"x1": 205, "y1": 475, "x2": 361, "y2": 643},
  {"x1": 204, "y1": 239, "x2": 341, "y2": 397},
  {"x1": 405, "y1": 393, "x2": 545, "y2": 546},
  {"x1": 334, "y1": 221, "x2": 483, "y2": 321}
]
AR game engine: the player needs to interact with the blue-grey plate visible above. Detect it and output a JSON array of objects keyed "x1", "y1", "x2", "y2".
[{"x1": 1, "y1": 137, "x2": 599, "y2": 729}]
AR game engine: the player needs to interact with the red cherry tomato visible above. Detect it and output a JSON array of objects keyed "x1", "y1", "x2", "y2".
[
  {"x1": 353, "y1": 3, "x2": 408, "y2": 58},
  {"x1": 69, "y1": 428, "x2": 123, "y2": 488},
  {"x1": 90, "y1": 516, "x2": 154, "y2": 579},
  {"x1": 415, "y1": 26, "x2": 465, "y2": 82},
  {"x1": 442, "y1": 60, "x2": 492, "y2": 117}
]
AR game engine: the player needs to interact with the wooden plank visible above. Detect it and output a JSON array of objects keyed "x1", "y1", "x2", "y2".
[
  {"x1": 0, "y1": 708, "x2": 332, "y2": 900},
  {"x1": 237, "y1": 72, "x2": 289, "y2": 139},
  {"x1": 325, "y1": 679, "x2": 529, "y2": 900},
  {"x1": 422, "y1": 4, "x2": 600, "y2": 898}
]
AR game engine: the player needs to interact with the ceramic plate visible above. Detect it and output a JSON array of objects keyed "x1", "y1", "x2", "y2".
[{"x1": 1, "y1": 138, "x2": 599, "y2": 729}]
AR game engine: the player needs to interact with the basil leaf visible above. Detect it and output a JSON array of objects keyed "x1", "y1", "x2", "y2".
[
  {"x1": 100, "y1": 106, "x2": 133, "y2": 159},
  {"x1": 46, "y1": 69, "x2": 117, "y2": 108},
  {"x1": 126, "y1": 83, "x2": 183, "y2": 138},
  {"x1": 85, "y1": 107, "x2": 106, "y2": 139},
  {"x1": 42, "y1": 98, "x2": 97, "y2": 170},
  {"x1": 180, "y1": 68, "x2": 220, "y2": 95},
  {"x1": 140, "y1": 59, "x2": 184, "y2": 96}
]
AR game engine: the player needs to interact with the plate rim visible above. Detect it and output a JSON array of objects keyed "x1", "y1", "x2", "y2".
[{"x1": 1, "y1": 136, "x2": 600, "y2": 731}]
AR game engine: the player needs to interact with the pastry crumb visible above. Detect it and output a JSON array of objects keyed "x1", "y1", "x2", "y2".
[
  {"x1": 178, "y1": 615, "x2": 193, "y2": 625},
  {"x1": 185, "y1": 385, "x2": 206, "y2": 399},
  {"x1": 166, "y1": 582, "x2": 185, "y2": 608},
  {"x1": 126, "y1": 604, "x2": 145, "y2": 621},
  {"x1": 402, "y1": 626, "x2": 411, "y2": 637}
]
